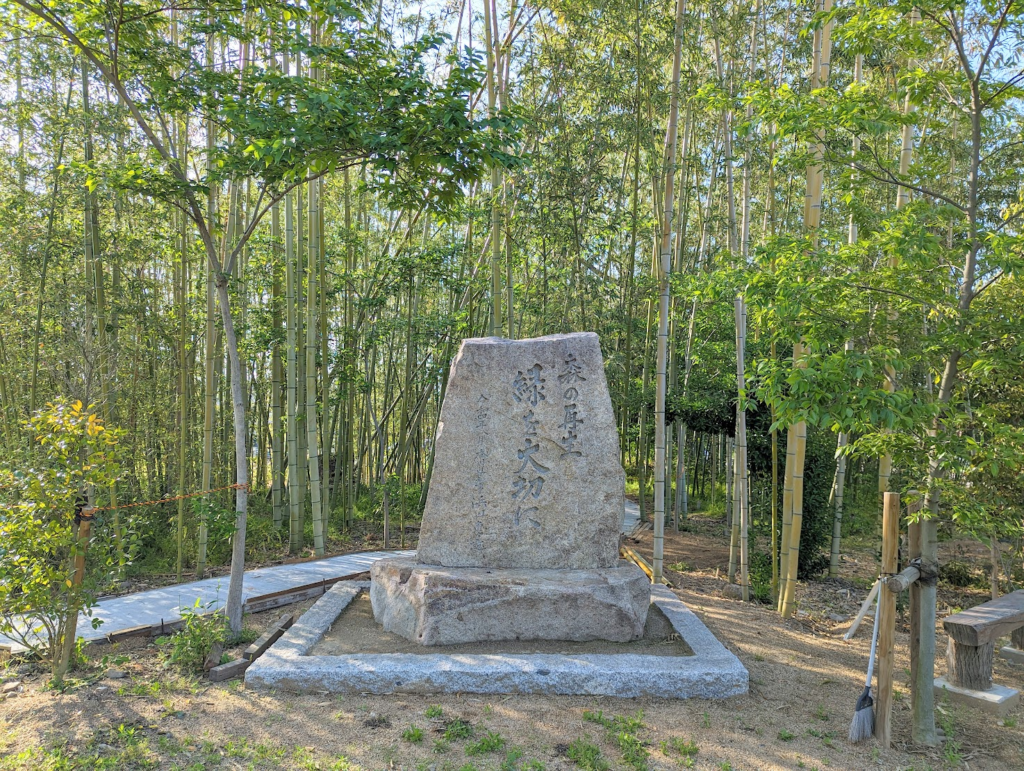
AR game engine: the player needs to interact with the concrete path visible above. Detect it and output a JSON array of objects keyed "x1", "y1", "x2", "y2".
[
  {"x1": 623, "y1": 499, "x2": 641, "y2": 533},
  {"x1": 0, "y1": 550, "x2": 414, "y2": 653},
  {"x1": 3, "y1": 502, "x2": 643, "y2": 653}
]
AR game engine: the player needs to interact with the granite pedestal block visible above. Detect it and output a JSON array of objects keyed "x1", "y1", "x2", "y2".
[{"x1": 371, "y1": 557, "x2": 650, "y2": 646}]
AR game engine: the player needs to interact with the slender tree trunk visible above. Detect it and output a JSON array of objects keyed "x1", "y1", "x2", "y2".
[
  {"x1": 305, "y1": 41, "x2": 325, "y2": 556},
  {"x1": 197, "y1": 26, "x2": 217, "y2": 580},
  {"x1": 30, "y1": 85, "x2": 72, "y2": 416},
  {"x1": 653, "y1": 0, "x2": 687, "y2": 583},
  {"x1": 286, "y1": 200, "x2": 302, "y2": 553},
  {"x1": 270, "y1": 197, "x2": 284, "y2": 529}
]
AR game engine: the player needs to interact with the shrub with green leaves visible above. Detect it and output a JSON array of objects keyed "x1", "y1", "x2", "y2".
[
  {"x1": 0, "y1": 400, "x2": 124, "y2": 683},
  {"x1": 158, "y1": 599, "x2": 228, "y2": 673}
]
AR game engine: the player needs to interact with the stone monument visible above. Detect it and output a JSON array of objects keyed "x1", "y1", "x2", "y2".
[{"x1": 371, "y1": 332, "x2": 651, "y2": 645}]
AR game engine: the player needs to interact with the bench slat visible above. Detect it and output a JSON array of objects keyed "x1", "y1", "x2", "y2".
[{"x1": 943, "y1": 590, "x2": 1024, "y2": 646}]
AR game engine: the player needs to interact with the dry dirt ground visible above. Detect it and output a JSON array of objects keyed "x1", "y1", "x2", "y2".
[{"x1": 2, "y1": 516, "x2": 1022, "y2": 771}]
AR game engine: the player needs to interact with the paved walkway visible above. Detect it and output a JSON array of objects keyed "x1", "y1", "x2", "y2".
[
  {"x1": 623, "y1": 499, "x2": 641, "y2": 533},
  {"x1": 3, "y1": 503, "x2": 642, "y2": 653},
  {"x1": 0, "y1": 550, "x2": 414, "y2": 653}
]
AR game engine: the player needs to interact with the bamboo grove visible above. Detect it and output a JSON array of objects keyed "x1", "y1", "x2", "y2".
[{"x1": 1, "y1": 0, "x2": 1023, "y2": 733}]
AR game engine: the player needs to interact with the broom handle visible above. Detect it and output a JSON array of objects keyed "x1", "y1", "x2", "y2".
[{"x1": 864, "y1": 590, "x2": 881, "y2": 688}]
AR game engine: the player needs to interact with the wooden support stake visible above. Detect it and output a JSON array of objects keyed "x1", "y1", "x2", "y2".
[
  {"x1": 875, "y1": 492, "x2": 898, "y2": 748},
  {"x1": 1013, "y1": 626, "x2": 1024, "y2": 652},
  {"x1": 885, "y1": 565, "x2": 921, "y2": 594},
  {"x1": 844, "y1": 579, "x2": 880, "y2": 641}
]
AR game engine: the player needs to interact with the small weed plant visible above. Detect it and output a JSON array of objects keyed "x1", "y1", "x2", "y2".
[
  {"x1": 582, "y1": 708, "x2": 648, "y2": 770},
  {"x1": 566, "y1": 738, "x2": 608, "y2": 771},
  {"x1": 157, "y1": 599, "x2": 228, "y2": 673},
  {"x1": 402, "y1": 725, "x2": 424, "y2": 743},
  {"x1": 443, "y1": 718, "x2": 475, "y2": 741},
  {"x1": 499, "y1": 748, "x2": 524, "y2": 770},
  {"x1": 660, "y1": 737, "x2": 699, "y2": 760},
  {"x1": 466, "y1": 731, "x2": 506, "y2": 756}
]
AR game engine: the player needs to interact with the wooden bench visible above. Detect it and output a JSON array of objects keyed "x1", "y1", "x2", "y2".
[{"x1": 943, "y1": 590, "x2": 1024, "y2": 690}]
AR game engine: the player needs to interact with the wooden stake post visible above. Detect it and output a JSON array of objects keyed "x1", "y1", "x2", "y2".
[{"x1": 875, "y1": 492, "x2": 899, "y2": 748}]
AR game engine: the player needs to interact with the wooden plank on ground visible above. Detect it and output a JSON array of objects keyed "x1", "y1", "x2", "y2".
[
  {"x1": 620, "y1": 545, "x2": 672, "y2": 588},
  {"x1": 943, "y1": 590, "x2": 1024, "y2": 647},
  {"x1": 242, "y1": 572, "x2": 369, "y2": 615},
  {"x1": 149, "y1": 618, "x2": 186, "y2": 637},
  {"x1": 243, "y1": 613, "x2": 294, "y2": 662},
  {"x1": 208, "y1": 658, "x2": 251, "y2": 682}
]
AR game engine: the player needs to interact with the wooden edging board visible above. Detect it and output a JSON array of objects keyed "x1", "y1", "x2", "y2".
[{"x1": 208, "y1": 612, "x2": 296, "y2": 682}]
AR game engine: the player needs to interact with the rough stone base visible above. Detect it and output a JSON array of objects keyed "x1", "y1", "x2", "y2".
[
  {"x1": 934, "y1": 677, "x2": 1021, "y2": 717},
  {"x1": 999, "y1": 646, "x2": 1024, "y2": 665},
  {"x1": 245, "y1": 582, "x2": 748, "y2": 698},
  {"x1": 370, "y1": 557, "x2": 650, "y2": 645}
]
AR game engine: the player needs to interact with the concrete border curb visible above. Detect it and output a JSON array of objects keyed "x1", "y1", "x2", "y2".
[{"x1": 246, "y1": 582, "x2": 748, "y2": 699}]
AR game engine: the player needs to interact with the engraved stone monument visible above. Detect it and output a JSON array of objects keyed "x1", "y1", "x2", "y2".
[{"x1": 371, "y1": 332, "x2": 651, "y2": 645}]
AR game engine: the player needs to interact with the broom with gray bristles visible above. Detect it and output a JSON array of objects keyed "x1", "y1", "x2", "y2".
[{"x1": 849, "y1": 586, "x2": 881, "y2": 742}]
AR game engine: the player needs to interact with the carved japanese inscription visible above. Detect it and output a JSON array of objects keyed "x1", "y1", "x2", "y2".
[{"x1": 416, "y1": 332, "x2": 624, "y2": 570}]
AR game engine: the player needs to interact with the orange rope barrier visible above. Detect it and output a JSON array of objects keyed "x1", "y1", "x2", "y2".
[{"x1": 88, "y1": 483, "x2": 249, "y2": 512}]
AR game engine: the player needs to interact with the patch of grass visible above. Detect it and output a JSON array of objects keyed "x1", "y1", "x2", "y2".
[
  {"x1": 226, "y1": 626, "x2": 260, "y2": 646},
  {"x1": 582, "y1": 709, "x2": 648, "y2": 770},
  {"x1": 433, "y1": 739, "x2": 450, "y2": 754},
  {"x1": 224, "y1": 737, "x2": 249, "y2": 757},
  {"x1": 566, "y1": 738, "x2": 609, "y2": 771},
  {"x1": 615, "y1": 731, "x2": 649, "y2": 770},
  {"x1": 813, "y1": 704, "x2": 829, "y2": 722},
  {"x1": 668, "y1": 561, "x2": 690, "y2": 572},
  {"x1": 778, "y1": 729, "x2": 795, "y2": 741},
  {"x1": 402, "y1": 725, "x2": 424, "y2": 743},
  {"x1": 425, "y1": 704, "x2": 444, "y2": 718},
  {"x1": 521, "y1": 762, "x2": 546, "y2": 771},
  {"x1": 498, "y1": 748, "x2": 524, "y2": 771},
  {"x1": 1001, "y1": 716, "x2": 1017, "y2": 728},
  {"x1": 659, "y1": 737, "x2": 699, "y2": 758},
  {"x1": 582, "y1": 709, "x2": 614, "y2": 729},
  {"x1": 465, "y1": 731, "x2": 506, "y2": 756},
  {"x1": 443, "y1": 718, "x2": 475, "y2": 741}
]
